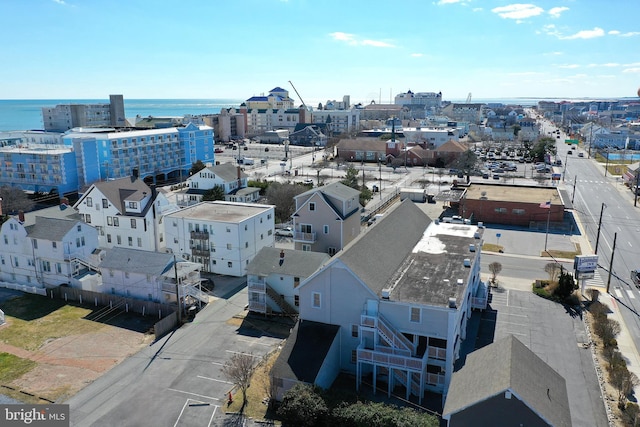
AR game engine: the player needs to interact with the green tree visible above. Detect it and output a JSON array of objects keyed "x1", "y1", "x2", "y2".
[
  {"x1": 529, "y1": 137, "x2": 557, "y2": 162},
  {"x1": 513, "y1": 124, "x2": 521, "y2": 137},
  {"x1": 189, "y1": 160, "x2": 206, "y2": 176},
  {"x1": 556, "y1": 268, "x2": 577, "y2": 299},
  {"x1": 359, "y1": 186, "x2": 373, "y2": 206},
  {"x1": 277, "y1": 384, "x2": 328, "y2": 427},
  {"x1": 202, "y1": 185, "x2": 224, "y2": 201},
  {"x1": 332, "y1": 401, "x2": 438, "y2": 427},
  {"x1": 341, "y1": 165, "x2": 360, "y2": 189}
]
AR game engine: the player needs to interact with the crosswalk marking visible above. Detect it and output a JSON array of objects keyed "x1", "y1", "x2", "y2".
[
  {"x1": 615, "y1": 289, "x2": 623, "y2": 298},
  {"x1": 627, "y1": 289, "x2": 636, "y2": 299}
]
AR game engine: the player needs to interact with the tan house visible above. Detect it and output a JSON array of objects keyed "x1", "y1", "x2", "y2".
[{"x1": 292, "y1": 182, "x2": 362, "y2": 256}]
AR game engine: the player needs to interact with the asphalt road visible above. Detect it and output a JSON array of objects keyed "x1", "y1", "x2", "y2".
[{"x1": 67, "y1": 287, "x2": 286, "y2": 427}]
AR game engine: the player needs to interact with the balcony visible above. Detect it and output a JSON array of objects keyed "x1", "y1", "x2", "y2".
[
  {"x1": 191, "y1": 248, "x2": 210, "y2": 257},
  {"x1": 357, "y1": 347, "x2": 424, "y2": 371},
  {"x1": 247, "y1": 280, "x2": 266, "y2": 292},
  {"x1": 190, "y1": 230, "x2": 209, "y2": 240},
  {"x1": 293, "y1": 231, "x2": 316, "y2": 243}
]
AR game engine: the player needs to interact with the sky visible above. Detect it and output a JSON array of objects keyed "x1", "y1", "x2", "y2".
[{"x1": 1, "y1": 0, "x2": 639, "y2": 105}]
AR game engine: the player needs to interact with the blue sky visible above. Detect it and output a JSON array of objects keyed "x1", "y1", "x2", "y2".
[{"x1": 1, "y1": 0, "x2": 639, "y2": 104}]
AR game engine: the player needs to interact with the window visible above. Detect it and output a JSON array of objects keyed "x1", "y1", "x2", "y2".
[
  {"x1": 117, "y1": 235, "x2": 122, "y2": 245},
  {"x1": 86, "y1": 197, "x2": 93, "y2": 207},
  {"x1": 42, "y1": 260, "x2": 51, "y2": 272},
  {"x1": 227, "y1": 261, "x2": 232, "y2": 268},
  {"x1": 113, "y1": 217, "x2": 119, "y2": 227},
  {"x1": 128, "y1": 237, "x2": 133, "y2": 246},
  {"x1": 245, "y1": 242, "x2": 248, "y2": 248},
  {"x1": 107, "y1": 217, "x2": 113, "y2": 226},
  {"x1": 294, "y1": 295, "x2": 299, "y2": 306},
  {"x1": 302, "y1": 244, "x2": 311, "y2": 252},
  {"x1": 323, "y1": 225, "x2": 329, "y2": 234},
  {"x1": 226, "y1": 243, "x2": 232, "y2": 250},
  {"x1": 85, "y1": 214, "x2": 91, "y2": 224},
  {"x1": 125, "y1": 272, "x2": 129, "y2": 278},
  {"x1": 76, "y1": 238, "x2": 81, "y2": 248},
  {"x1": 328, "y1": 247, "x2": 337, "y2": 256},
  {"x1": 351, "y1": 324, "x2": 359, "y2": 338},
  {"x1": 351, "y1": 350, "x2": 357, "y2": 363},
  {"x1": 226, "y1": 227, "x2": 231, "y2": 233},
  {"x1": 137, "y1": 238, "x2": 142, "y2": 247},
  {"x1": 102, "y1": 199, "x2": 108, "y2": 208},
  {"x1": 312, "y1": 292, "x2": 321, "y2": 308},
  {"x1": 52, "y1": 242, "x2": 57, "y2": 249},
  {"x1": 410, "y1": 307, "x2": 421, "y2": 323},
  {"x1": 294, "y1": 277, "x2": 300, "y2": 288},
  {"x1": 309, "y1": 202, "x2": 315, "y2": 211},
  {"x1": 33, "y1": 240, "x2": 38, "y2": 249},
  {"x1": 512, "y1": 209, "x2": 525, "y2": 215},
  {"x1": 128, "y1": 201, "x2": 137, "y2": 209},
  {"x1": 494, "y1": 207, "x2": 507, "y2": 214},
  {"x1": 107, "y1": 234, "x2": 112, "y2": 243},
  {"x1": 77, "y1": 225, "x2": 82, "y2": 232},
  {"x1": 56, "y1": 263, "x2": 62, "y2": 274},
  {"x1": 131, "y1": 219, "x2": 137, "y2": 229}
]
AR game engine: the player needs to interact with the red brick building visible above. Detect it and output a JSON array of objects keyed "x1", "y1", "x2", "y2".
[{"x1": 460, "y1": 184, "x2": 563, "y2": 226}]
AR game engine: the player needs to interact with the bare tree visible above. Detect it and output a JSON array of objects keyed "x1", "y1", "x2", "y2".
[
  {"x1": 0, "y1": 186, "x2": 35, "y2": 215},
  {"x1": 222, "y1": 352, "x2": 256, "y2": 408},
  {"x1": 545, "y1": 263, "x2": 562, "y2": 282},
  {"x1": 265, "y1": 182, "x2": 308, "y2": 223},
  {"x1": 488, "y1": 262, "x2": 502, "y2": 286}
]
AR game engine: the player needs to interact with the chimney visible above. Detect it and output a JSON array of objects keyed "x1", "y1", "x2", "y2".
[
  {"x1": 150, "y1": 184, "x2": 157, "y2": 200},
  {"x1": 18, "y1": 210, "x2": 25, "y2": 223},
  {"x1": 61, "y1": 197, "x2": 69, "y2": 206},
  {"x1": 279, "y1": 249, "x2": 285, "y2": 266},
  {"x1": 132, "y1": 168, "x2": 139, "y2": 181}
]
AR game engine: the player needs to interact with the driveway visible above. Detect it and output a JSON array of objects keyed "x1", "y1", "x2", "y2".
[{"x1": 67, "y1": 287, "x2": 288, "y2": 427}]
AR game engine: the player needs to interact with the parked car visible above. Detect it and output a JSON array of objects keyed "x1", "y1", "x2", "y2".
[
  {"x1": 302, "y1": 179, "x2": 313, "y2": 185},
  {"x1": 275, "y1": 227, "x2": 294, "y2": 237},
  {"x1": 214, "y1": 148, "x2": 224, "y2": 153},
  {"x1": 578, "y1": 152, "x2": 584, "y2": 157},
  {"x1": 567, "y1": 150, "x2": 573, "y2": 155}
]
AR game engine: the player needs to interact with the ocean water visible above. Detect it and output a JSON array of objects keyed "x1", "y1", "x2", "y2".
[{"x1": 0, "y1": 99, "x2": 243, "y2": 132}]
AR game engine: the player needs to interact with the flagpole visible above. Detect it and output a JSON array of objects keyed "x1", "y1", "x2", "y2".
[{"x1": 544, "y1": 202, "x2": 551, "y2": 252}]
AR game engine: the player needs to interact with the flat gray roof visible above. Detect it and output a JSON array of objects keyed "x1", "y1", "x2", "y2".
[
  {"x1": 465, "y1": 184, "x2": 560, "y2": 205},
  {"x1": 166, "y1": 201, "x2": 273, "y2": 222},
  {"x1": 387, "y1": 221, "x2": 483, "y2": 307}
]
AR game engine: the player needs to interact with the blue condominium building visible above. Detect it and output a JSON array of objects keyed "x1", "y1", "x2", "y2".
[{"x1": 0, "y1": 123, "x2": 214, "y2": 195}]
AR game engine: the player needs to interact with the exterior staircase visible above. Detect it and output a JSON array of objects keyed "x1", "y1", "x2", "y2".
[
  {"x1": 264, "y1": 284, "x2": 297, "y2": 317},
  {"x1": 183, "y1": 284, "x2": 211, "y2": 304},
  {"x1": 375, "y1": 313, "x2": 415, "y2": 354},
  {"x1": 65, "y1": 253, "x2": 100, "y2": 275}
]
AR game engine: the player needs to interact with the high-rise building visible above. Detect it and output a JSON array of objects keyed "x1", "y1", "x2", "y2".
[{"x1": 42, "y1": 95, "x2": 126, "y2": 131}]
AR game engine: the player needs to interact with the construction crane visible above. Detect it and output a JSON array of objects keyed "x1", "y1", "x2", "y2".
[
  {"x1": 466, "y1": 92, "x2": 472, "y2": 104},
  {"x1": 288, "y1": 80, "x2": 311, "y2": 121}
]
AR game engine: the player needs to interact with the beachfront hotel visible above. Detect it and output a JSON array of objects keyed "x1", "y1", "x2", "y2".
[{"x1": 0, "y1": 123, "x2": 214, "y2": 195}]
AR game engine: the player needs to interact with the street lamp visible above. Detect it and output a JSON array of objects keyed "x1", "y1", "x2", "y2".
[{"x1": 595, "y1": 202, "x2": 606, "y2": 255}]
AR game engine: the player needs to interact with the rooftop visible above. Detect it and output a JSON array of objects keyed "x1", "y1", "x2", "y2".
[
  {"x1": 387, "y1": 221, "x2": 483, "y2": 307},
  {"x1": 465, "y1": 184, "x2": 561, "y2": 205},
  {"x1": 166, "y1": 201, "x2": 273, "y2": 222}
]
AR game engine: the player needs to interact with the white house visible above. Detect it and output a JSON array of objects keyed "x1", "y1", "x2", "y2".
[
  {"x1": 272, "y1": 200, "x2": 488, "y2": 403},
  {"x1": 181, "y1": 163, "x2": 259, "y2": 206},
  {"x1": 74, "y1": 174, "x2": 179, "y2": 252},
  {"x1": 98, "y1": 247, "x2": 204, "y2": 305},
  {"x1": 0, "y1": 206, "x2": 100, "y2": 290},
  {"x1": 246, "y1": 247, "x2": 329, "y2": 316},
  {"x1": 162, "y1": 201, "x2": 276, "y2": 277}
]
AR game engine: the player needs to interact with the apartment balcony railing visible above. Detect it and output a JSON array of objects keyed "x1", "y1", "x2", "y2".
[
  {"x1": 427, "y1": 346, "x2": 447, "y2": 361},
  {"x1": 249, "y1": 300, "x2": 267, "y2": 313},
  {"x1": 190, "y1": 231, "x2": 209, "y2": 240},
  {"x1": 247, "y1": 280, "x2": 266, "y2": 292},
  {"x1": 357, "y1": 347, "x2": 424, "y2": 371},
  {"x1": 191, "y1": 248, "x2": 210, "y2": 257},
  {"x1": 293, "y1": 231, "x2": 316, "y2": 243}
]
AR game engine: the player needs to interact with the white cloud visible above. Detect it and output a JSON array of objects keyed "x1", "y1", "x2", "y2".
[
  {"x1": 492, "y1": 4, "x2": 544, "y2": 20},
  {"x1": 622, "y1": 68, "x2": 640, "y2": 74},
  {"x1": 618, "y1": 31, "x2": 640, "y2": 37},
  {"x1": 608, "y1": 30, "x2": 620, "y2": 35},
  {"x1": 548, "y1": 7, "x2": 568, "y2": 18},
  {"x1": 506, "y1": 71, "x2": 543, "y2": 76},
  {"x1": 558, "y1": 64, "x2": 580, "y2": 69},
  {"x1": 436, "y1": 0, "x2": 464, "y2": 5},
  {"x1": 560, "y1": 27, "x2": 605, "y2": 40},
  {"x1": 587, "y1": 63, "x2": 620, "y2": 68},
  {"x1": 52, "y1": 0, "x2": 67, "y2": 4},
  {"x1": 329, "y1": 32, "x2": 395, "y2": 48},
  {"x1": 411, "y1": 53, "x2": 424, "y2": 57}
]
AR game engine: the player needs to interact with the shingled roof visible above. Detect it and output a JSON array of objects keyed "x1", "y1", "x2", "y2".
[{"x1": 443, "y1": 335, "x2": 571, "y2": 427}]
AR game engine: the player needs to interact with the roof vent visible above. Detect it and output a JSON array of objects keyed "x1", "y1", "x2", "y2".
[
  {"x1": 463, "y1": 258, "x2": 471, "y2": 267},
  {"x1": 474, "y1": 231, "x2": 481, "y2": 239},
  {"x1": 457, "y1": 279, "x2": 464, "y2": 286},
  {"x1": 478, "y1": 222, "x2": 484, "y2": 228},
  {"x1": 505, "y1": 391, "x2": 512, "y2": 399},
  {"x1": 448, "y1": 297, "x2": 457, "y2": 308},
  {"x1": 434, "y1": 218, "x2": 440, "y2": 225},
  {"x1": 469, "y1": 244, "x2": 476, "y2": 252},
  {"x1": 381, "y1": 289, "x2": 390, "y2": 299}
]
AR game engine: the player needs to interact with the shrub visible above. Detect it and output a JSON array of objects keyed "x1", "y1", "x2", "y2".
[{"x1": 277, "y1": 384, "x2": 328, "y2": 427}]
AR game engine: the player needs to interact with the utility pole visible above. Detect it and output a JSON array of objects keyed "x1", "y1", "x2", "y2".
[
  {"x1": 595, "y1": 202, "x2": 606, "y2": 255},
  {"x1": 635, "y1": 170, "x2": 640, "y2": 207},
  {"x1": 606, "y1": 232, "x2": 617, "y2": 294},
  {"x1": 174, "y1": 255, "x2": 182, "y2": 324},
  {"x1": 571, "y1": 175, "x2": 577, "y2": 204},
  {"x1": 544, "y1": 203, "x2": 552, "y2": 252}
]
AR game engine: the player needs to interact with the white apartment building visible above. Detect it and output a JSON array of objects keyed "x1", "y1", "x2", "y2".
[
  {"x1": 180, "y1": 163, "x2": 251, "y2": 206},
  {"x1": 162, "y1": 201, "x2": 276, "y2": 277},
  {"x1": 0, "y1": 206, "x2": 100, "y2": 290},
  {"x1": 74, "y1": 175, "x2": 179, "y2": 252},
  {"x1": 311, "y1": 108, "x2": 361, "y2": 135}
]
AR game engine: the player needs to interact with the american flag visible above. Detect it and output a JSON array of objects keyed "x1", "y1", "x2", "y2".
[{"x1": 539, "y1": 201, "x2": 551, "y2": 209}]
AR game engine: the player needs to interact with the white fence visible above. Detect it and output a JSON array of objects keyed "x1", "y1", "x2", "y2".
[
  {"x1": 0, "y1": 282, "x2": 47, "y2": 296},
  {"x1": 0, "y1": 309, "x2": 4, "y2": 325}
]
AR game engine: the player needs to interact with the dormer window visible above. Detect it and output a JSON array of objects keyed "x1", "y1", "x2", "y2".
[{"x1": 128, "y1": 201, "x2": 137, "y2": 209}]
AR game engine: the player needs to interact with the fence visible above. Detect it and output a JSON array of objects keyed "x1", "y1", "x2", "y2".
[
  {"x1": 0, "y1": 282, "x2": 47, "y2": 296},
  {"x1": 0, "y1": 309, "x2": 4, "y2": 325},
  {"x1": 48, "y1": 287, "x2": 178, "y2": 340}
]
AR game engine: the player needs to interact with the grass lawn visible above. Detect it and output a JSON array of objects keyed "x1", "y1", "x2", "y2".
[
  {"x1": 0, "y1": 294, "x2": 106, "y2": 351},
  {"x1": 0, "y1": 352, "x2": 36, "y2": 383}
]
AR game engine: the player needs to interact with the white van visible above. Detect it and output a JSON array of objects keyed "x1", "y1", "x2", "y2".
[{"x1": 241, "y1": 158, "x2": 254, "y2": 165}]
